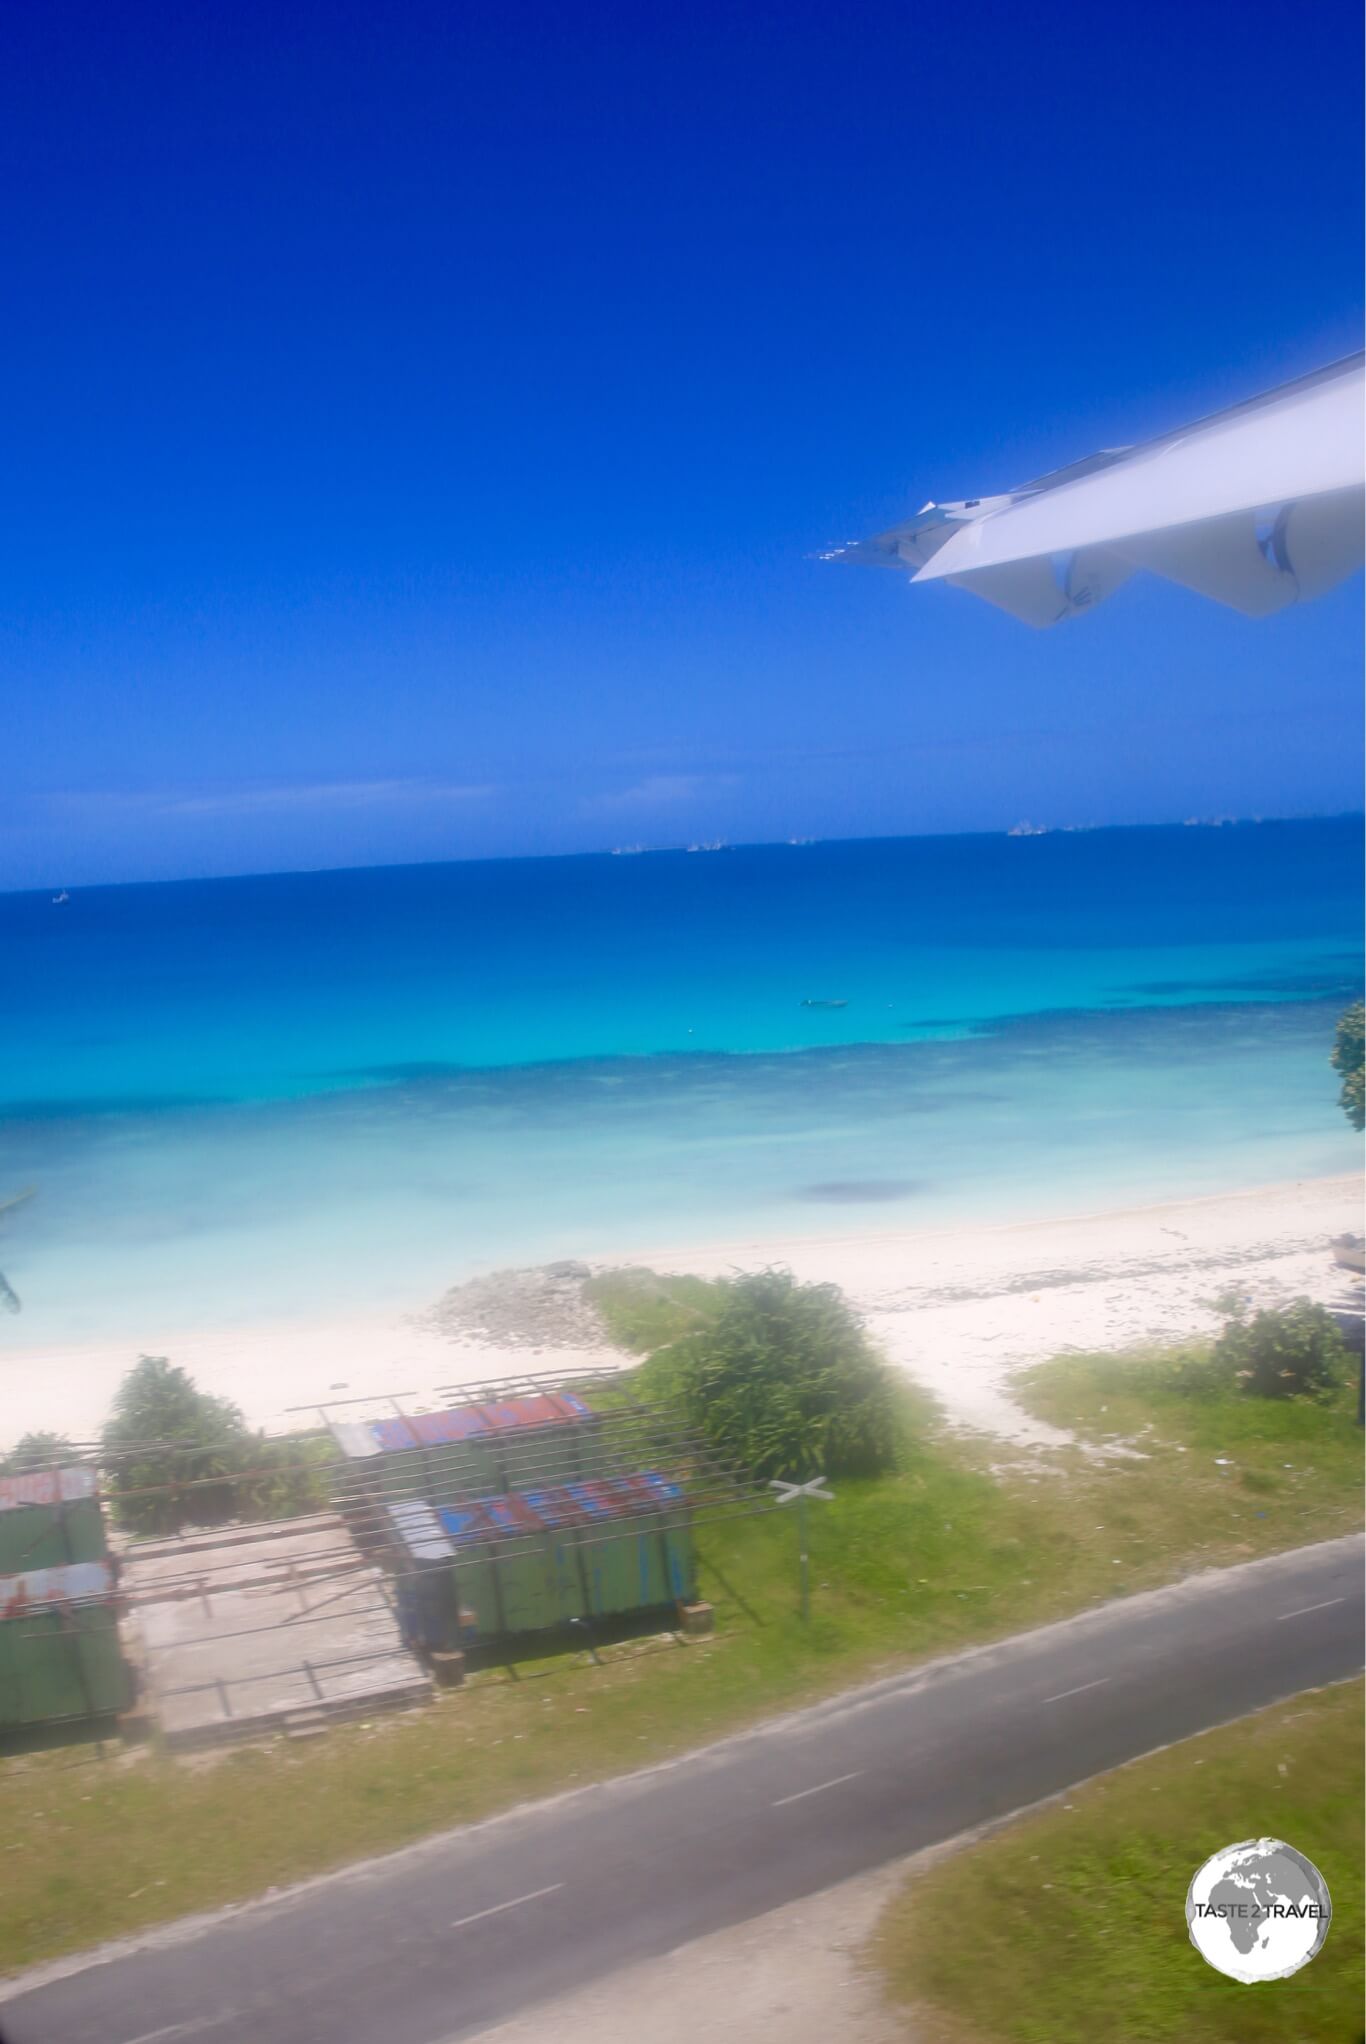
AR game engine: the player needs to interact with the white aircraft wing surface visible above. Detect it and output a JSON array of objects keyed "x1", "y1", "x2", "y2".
[{"x1": 828, "y1": 354, "x2": 1364, "y2": 625}]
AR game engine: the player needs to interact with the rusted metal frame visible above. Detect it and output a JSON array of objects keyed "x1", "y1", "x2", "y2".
[
  {"x1": 487, "y1": 1533, "x2": 510, "y2": 1642},
  {"x1": 100, "y1": 1396, "x2": 746, "y2": 1518},
  {"x1": 278, "y1": 1573, "x2": 381, "y2": 1626},
  {"x1": 18, "y1": 1486, "x2": 772, "y2": 1634},
  {"x1": 567, "y1": 1520, "x2": 599, "y2": 1656},
  {"x1": 155, "y1": 1642, "x2": 414, "y2": 1701},
  {"x1": 326, "y1": 1414, "x2": 756, "y2": 1505},
  {"x1": 56, "y1": 1599, "x2": 97, "y2": 1723}
]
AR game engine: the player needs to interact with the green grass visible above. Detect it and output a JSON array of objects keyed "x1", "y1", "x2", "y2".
[
  {"x1": 585, "y1": 1266, "x2": 725, "y2": 1356},
  {"x1": 871, "y1": 1680, "x2": 1364, "y2": 2043},
  {"x1": 1016, "y1": 1345, "x2": 1364, "y2": 1571},
  {"x1": 1, "y1": 1324, "x2": 1359, "y2": 1976}
]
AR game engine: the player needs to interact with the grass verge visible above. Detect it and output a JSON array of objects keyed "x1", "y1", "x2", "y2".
[
  {"x1": 871, "y1": 1679, "x2": 1364, "y2": 2043},
  {"x1": 1, "y1": 1290, "x2": 1360, "y2": 1977},
  {"x1": 584, "y1": 1266, "x2": 724, "y2": 1357}
]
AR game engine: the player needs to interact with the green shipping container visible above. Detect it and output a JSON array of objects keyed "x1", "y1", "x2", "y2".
[
  {"x1": 0, "y1": 1469, "x2": 105, "y2": 1575},
  {"x1": 534, "y1": 1476, "x2": 695, "y2": 1620},
  {"x1": 0, "y1": 1562, "x2": 134, "y2": 1730},
  {"x1": 416, "y1": 1475, "x2": 696, "y2": 1647},
  {"x1": 386, "y1": 1475, "x2": 698, "y2": 1656},
  {"x1": 330, "y1": 1395, "x2": 602, "y2": 1523}
]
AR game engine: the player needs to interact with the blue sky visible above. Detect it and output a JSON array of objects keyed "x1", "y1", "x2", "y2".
[{"x1": 3, "y1": 0, "x2": 1362, "y2": 888}]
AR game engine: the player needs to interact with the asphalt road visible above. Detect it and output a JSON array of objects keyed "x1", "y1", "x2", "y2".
[{"x1": 3, "y1": 1534, "x2": 1361, "y2": 2044}]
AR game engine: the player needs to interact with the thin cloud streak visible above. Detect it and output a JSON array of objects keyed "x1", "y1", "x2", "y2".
[
  {"x1": 587, "y1": 773, "x2": 740, "y2": 812},
  {"x1": 44, "y1": 779, "x2": 498, "y2": 820}
]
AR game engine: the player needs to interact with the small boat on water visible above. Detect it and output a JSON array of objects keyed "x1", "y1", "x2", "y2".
[
  {"x1": 1330, "y1": 1234, "x2": 1365, "y2": 1274},
  {"x1": 51, "y1": 891, "x2": 70, "y2": 904},
  {"x1": 801, "y1": 998, "x2": 848, "y2": 1009}
]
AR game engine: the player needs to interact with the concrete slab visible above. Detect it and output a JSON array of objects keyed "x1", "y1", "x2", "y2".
[{"x1": 121, "y1": 1515, "x2": 431, "y2": 1749}]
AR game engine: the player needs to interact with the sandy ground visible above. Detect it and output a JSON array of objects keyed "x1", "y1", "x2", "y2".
[
  {"x1": 625, "y1": 1174, "x2": 1364, "y2": 1449},
  {"x1": 0, "y1": 1318, "x2": 614, "y2": 1447},
  {"x1": 465, "y1": 1860, "x2": 911, "y2": 2044},
  {"x1": 1, "y1": 1174, "x2": 1359, "y2": 1446}
]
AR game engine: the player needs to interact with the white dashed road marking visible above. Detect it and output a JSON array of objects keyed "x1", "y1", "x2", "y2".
[
  {"x1": 117, "y1": 2020, "x2": 234, "y2": 2044},
  {"x1": 452, "y1": 1884, "x2": 564, "y2": 1930},
  {"x1": 1043, "y1": 1677, "x2": 1112, "y2": 1704},
  {"x1": 772, "y1": 1771, "x2": 864, "y2": 1807}
]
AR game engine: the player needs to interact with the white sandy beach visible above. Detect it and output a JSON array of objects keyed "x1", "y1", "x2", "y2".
[
  {"x1": 629, "y1": 1173, "x2": 1364, "y2": 1449},
  {"x1": 2, "y1": 1173, "x2": 1359, "y2": 1448}
]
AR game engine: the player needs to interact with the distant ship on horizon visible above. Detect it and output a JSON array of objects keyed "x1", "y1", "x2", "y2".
[{"x1": 1007, "y1": 821, "x2": 1049, "y2": 837}]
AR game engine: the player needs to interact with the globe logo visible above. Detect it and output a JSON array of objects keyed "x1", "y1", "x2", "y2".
[{"x1": 1186, "y1": 1838, "x2": 1331, "y2": 1983}]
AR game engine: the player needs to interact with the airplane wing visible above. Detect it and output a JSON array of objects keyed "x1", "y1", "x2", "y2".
[{"x1": 826, "y1": 354, "x2": 1365, "y2": 626}]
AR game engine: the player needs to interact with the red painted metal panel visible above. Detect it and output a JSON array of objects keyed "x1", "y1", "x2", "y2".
[
  {"x1": 0, "y1": 1560, "x2": 118, "y2": 1617},
  {"x1": 373, "y1": 1395, "x2": 594, "y2": 1454},
  {"x1": 481, "y1": 1494, "x2": 543, "y2": 1535},
  {"x1": 402, "y1": 1409, "x2": 487, "y2": 1446},
  {"x1": 520, "y1": 1488, "x2": 590, "y2": 1530}
]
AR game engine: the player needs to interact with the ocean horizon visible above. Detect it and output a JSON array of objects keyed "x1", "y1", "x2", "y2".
[{"x1": 2, "y1": 816, "x2": 1361, "y2": 1350}]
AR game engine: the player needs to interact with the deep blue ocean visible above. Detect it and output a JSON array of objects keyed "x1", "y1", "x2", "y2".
[{"x1": 1, "y1": 818, "x2": 1361, "y2": 1345}]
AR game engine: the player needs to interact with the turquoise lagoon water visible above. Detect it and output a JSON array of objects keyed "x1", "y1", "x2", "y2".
[{"x1": 1, "y1": 819, "x2": 1360, "y2": 1346}]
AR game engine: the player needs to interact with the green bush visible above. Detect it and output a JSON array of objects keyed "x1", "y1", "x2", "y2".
[
  {"x1": 668, "y1": 1267, "x2": 898, "y2": 1481},
  {"x1": 101, "y1": 1355, "x2": 244, "y2": 1533},
  {"x1": 101, "y1": 1354, "x2": 332, "y2": 1535},
  {"x1": 236, "y1": 1433, "x2": 336, "y2": 1522},
  {"x1": 1331, "y1": 1001, "x2": 1364, "y2": 1131},
  {"x1": 1213, "y1": 1298, "x2": 1347, "y2": 1401},
  {"x1": 1165, "y1": 1348, "x2": 1229, "y2": 1398},
  {"x1": 0, "y1": 1431, "x2": 77, "y2": 1475}
]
